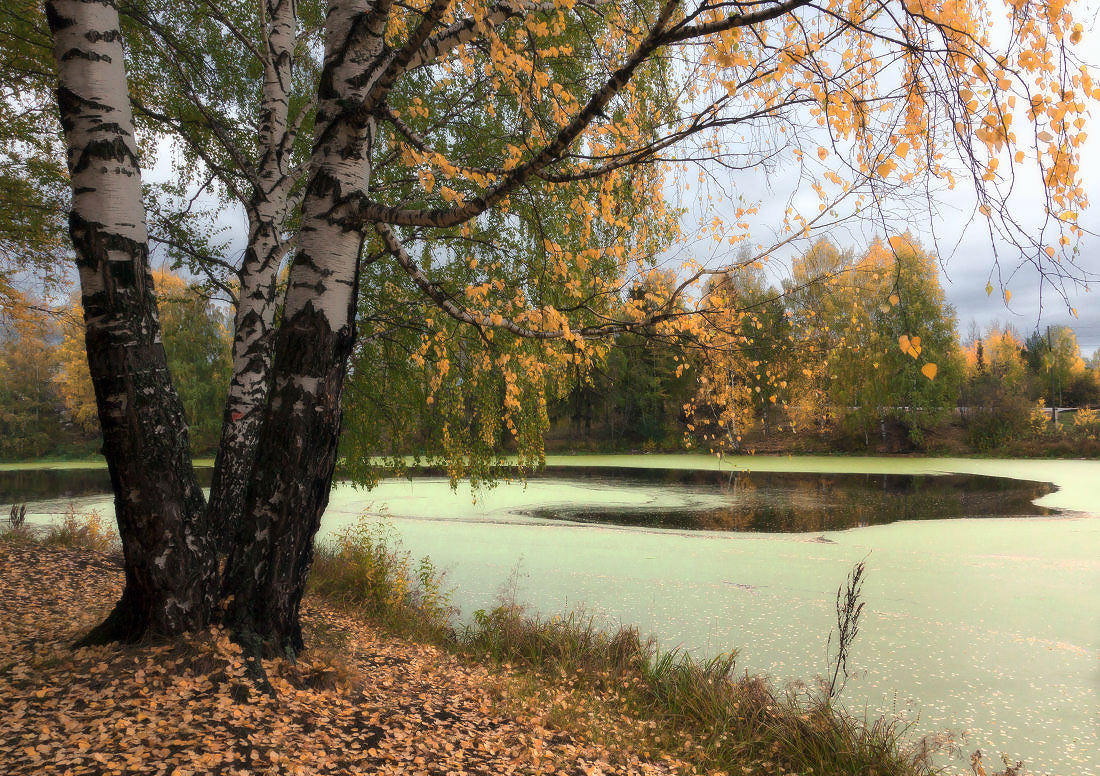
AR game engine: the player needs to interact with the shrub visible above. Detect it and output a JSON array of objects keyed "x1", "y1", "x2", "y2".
[
  {"x1": 1073, "y1": 407, "x2": 1099, "y2": 437},
  {"x1": 635, "y1": 652, "x2": 930, "y2": 776},
  {"x1": 42, "y1": 505, "x2": 118, "y2": 553},
  {"x1": 308, "y1": 515, "x2": 452, "y2": 638},
  {"x1": 966, "y1": 396, "x2": 1033, "y2": 450},
  {"x1": 1028, "y1": 399, "x2": 1051, "y2": 436},
  {"x1": 832, "y1": 411, "x2": 876, "y2": 451}
]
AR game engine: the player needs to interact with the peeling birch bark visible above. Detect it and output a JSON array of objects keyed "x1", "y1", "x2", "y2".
[{"x1": 47, "y1": 0, "x2": 217, "y2": 641}]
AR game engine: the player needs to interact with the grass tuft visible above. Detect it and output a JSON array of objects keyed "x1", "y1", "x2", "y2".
[
  {"x1": 2, "y1": 503, "x2": 119, "y2": 553},
  {"x1": 307, "y1": 517, "x2": 453, "y2": 641},
  {"x1": 41, "y1": 506, "x2": 119, "y2": 553},
  {"x1": 462, "y1": 602, "x2": 653, "y2": 680}
]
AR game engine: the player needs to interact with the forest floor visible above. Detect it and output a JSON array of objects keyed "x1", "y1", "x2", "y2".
[{"x1": 0, "y1": 541, "x2": 684, "y2": 776}]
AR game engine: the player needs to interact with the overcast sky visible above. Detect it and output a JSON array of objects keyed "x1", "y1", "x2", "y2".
[
  {"x1": 654, "y1": 7, "x2": 1100, "y2": 357},
  {"x1": 661, "y1": 136, "x2": 1100, "y2": 356}
]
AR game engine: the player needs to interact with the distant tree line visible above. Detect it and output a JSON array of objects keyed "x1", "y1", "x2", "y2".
[
  {"x1": 3, "y1": 246, "x2": 1098, "y2": 463},
  {"x1": 546, "y1": 237, "x2": 1100, "y2": 455}
]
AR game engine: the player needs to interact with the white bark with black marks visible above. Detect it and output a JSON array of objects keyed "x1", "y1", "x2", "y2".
[
  {"x1": 47, "y1": 0, "x2": 217, "y2": 642},
  {"x1": 221, "y1": 0, "x2": 381, "y2": 653},
  {"x1": 207, "y1": 0, "x2": 299, "y2": 537}
]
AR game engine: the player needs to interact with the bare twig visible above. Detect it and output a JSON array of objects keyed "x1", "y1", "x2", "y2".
[{"x1": 826, "y1": 558, "x2": 866, "y2": 701}]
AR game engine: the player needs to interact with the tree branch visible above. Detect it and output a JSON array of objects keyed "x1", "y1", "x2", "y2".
[
  {"x1": 364, "y1": 0, "x2": 453, "y2": 107},
  {"x1": 352, "y1": 0, "x2": 682, "y2": 229},
  {"x1": 659, "y1": 0, "x2": 814, "y2": 45}
]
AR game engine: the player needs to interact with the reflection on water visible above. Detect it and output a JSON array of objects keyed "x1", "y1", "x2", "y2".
[
  {"x1": 1, "y1": 465, "x2": 1055, "y2": 534},
  {"x1": 519, "y1": 467, "x2": 1057, "y2": 532},
  {"x1": 0, "y1": 467, "x2": 213, "y2": 508}
]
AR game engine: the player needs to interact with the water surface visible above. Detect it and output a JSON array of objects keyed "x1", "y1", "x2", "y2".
[
  {"x1": 513, "y1": 467, "x2": 1055, "y2": 532},
  {"x1": 4, "y1": 456, "x2": 1097, "y2": 775}
]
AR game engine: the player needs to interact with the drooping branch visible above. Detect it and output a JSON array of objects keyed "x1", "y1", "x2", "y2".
[
  {"x1": 147, "y1": 232, "x2": 242, "y2": 305},
  {"x1": 123, "y1": 5, "x2": 263, "y2": 193},
  {"x1": 377, "y1": 222, "x2": 695, "y2": 340},
  {"x1": 130, "y1": 100, "x2": 252, "y2": 205},
  {"x1": 376, "y1": 222, "x2": 555, "y2": 339},
  {"x1": 401, "y1": 0, "x2": 568, "y2": 72}
]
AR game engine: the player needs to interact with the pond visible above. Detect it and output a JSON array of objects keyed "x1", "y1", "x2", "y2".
[
  {"x1": 0, "y1": 463, "x2": 1055, "y2": 532},
  {"x1": 4, "y1": 455, "x2": 1098, "y2": 775}
]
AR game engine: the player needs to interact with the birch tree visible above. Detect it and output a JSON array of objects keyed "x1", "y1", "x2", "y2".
[
  {"x1": 119, "y1": 0, "x2": 322, "y2": 533},
  {"x1": 41, "y1": 0, "x2": 1096, "y2": 650},
  {"x1": 45, "y1": 0, "x2": 218, "y2": 640},
  {"x1": 202, "y1": 0, "x2": 309, "y2": 534},
  {"x1": 4, "y1": 0, "x2": 319, "y2": 532},
  {"x1": 54, "y1": 273, "x2": 233, "y2": 451}
]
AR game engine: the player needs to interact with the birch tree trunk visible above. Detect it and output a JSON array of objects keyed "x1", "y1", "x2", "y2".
[
  {"x1": 206, "y1": 0, "x2": 298, "y2": 538},
  {"x1": 220, "y1": 0, "x2": 377, "y2": 654},
  {"x1": 47, "y1": 0, "x2": 217, "y2": 641}
]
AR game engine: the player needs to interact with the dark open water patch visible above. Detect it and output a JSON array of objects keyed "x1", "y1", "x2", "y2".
[
  {"x1": 0, "y1": 467, "x2": 213, "y2": 504},
  {"x1": 519, "y1": 467, "x2": 1058, "y2": 533},
  {"x1": 0, "y1": 463, "x2": 1056, "y2": 534}
]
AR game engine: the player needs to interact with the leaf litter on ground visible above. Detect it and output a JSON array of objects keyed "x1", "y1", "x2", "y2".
[{"x1": 0, "y1": 541, "x2": 683, "y2": 776}]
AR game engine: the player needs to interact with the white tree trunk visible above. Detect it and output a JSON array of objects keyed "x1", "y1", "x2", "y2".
[
  {"x1": 47, "y1": 0, "x2": 217, "y2": 641},
  {"x1": 220, "y1": 0, "x2": 379, "y2": 653},
  {"x1": 207, "y1": 0, "x2": 299, "y2": 536}
]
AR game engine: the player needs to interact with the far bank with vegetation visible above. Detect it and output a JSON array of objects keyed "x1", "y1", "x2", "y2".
[{"x1": 5, "y1": 242, "x2": 1099, "y2": 465}]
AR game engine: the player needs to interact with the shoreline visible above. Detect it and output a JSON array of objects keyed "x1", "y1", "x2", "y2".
[
  {"x1": 6, "y1": 452, "x2": 1099, "y2": 516},
  {"x1": 2, "y1": 537, "x2": 947, "y2": 776}
]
